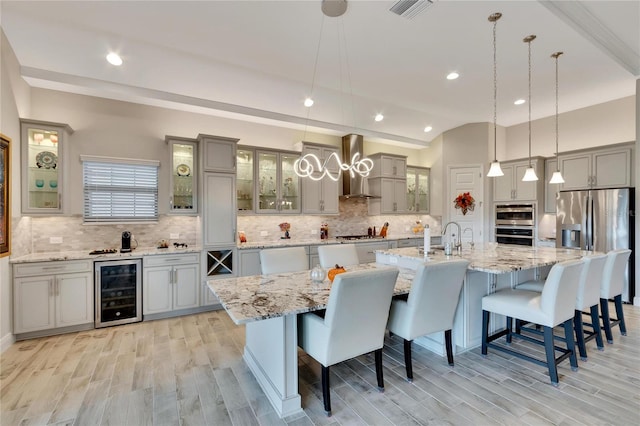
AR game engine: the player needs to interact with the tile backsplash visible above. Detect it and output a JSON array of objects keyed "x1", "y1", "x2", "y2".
[{"x1": 11, "y1": 198, "x2": 440, "y2": 257}]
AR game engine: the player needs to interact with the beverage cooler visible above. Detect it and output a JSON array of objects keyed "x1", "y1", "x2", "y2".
[{"x1": 95, "y1": 259, "x2": 142, "y2": 327}]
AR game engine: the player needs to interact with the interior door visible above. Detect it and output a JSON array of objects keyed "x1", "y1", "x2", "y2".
[{"x1": 449, "y1": 166, "x2": 484, "y2": 246}]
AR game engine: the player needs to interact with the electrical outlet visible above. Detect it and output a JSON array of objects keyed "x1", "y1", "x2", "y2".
[
  {"x1": 49, "y1": 237, "x2": 63, "y2": 244},
  {"x1": 260, "y1": 231, "x2": 268, "y2": 237},
  {"x1": 389, "y1": 257, "x2": 398, "y2": 264},
  {"x1": 311, "y1": 229, "x2": 317, "y2": 235},
  {"x1": 170, "y1": 233, "x2": 179, "y2": 239},
  {"x1": 405, "y1": 226, "x2": 410, "y2": 232}
]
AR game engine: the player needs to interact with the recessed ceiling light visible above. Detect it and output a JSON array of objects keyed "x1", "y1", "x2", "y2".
[
  {"x1": 304, "y1": 97, "x2": 314, "y2": 107},
  {"x1": 106, "y1": 52, "x2": 123, "y2": 66},
  {"x1": 374, "y1": 113, "x2": 384, "y2": 122},
  {"x1": 424, "y1": 126, "x2": 433, "y2": 133},
  {"x1": 446, "y1": 72, "x2": 459, "y2": 80},
  {"x1": 514, "y1": 99, "x2": 526, "y2": 105}
]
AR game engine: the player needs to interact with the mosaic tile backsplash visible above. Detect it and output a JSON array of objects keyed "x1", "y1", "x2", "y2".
[{"x1": 11, "y1": 199, "x2": 440, "y2": 257}]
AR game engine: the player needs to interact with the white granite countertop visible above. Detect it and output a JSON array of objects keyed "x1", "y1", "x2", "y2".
[
  {"x1": 10, "y1": 246, "x2": 202, "y2": 264},
  {"x1": 377, "y1": 243, "x2": 591, "y2": 275},
  {"x1": 207, "y1": 263, "x2": 416, "y2": 324}
]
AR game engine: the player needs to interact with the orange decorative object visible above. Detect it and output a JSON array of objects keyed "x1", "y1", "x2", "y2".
[{"x1": 327, "y1": 264, "x2": 346, "y2": 283}]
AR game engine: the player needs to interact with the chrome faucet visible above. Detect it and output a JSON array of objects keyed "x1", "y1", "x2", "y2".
[
  {"x1": 442, "y1": 221, "x2": 462, "y2": 252},
  {"x1": 463, "y1": 227, "x2": 475, "y2": 249}
]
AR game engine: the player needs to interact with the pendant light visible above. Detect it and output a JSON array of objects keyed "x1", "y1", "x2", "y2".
[
  {"x1": 522, "y1": 34, "x2": 538, "y2": 182},
  {"x1": 549, "y1": 51, "x2": 565, "y2": 184},
  {"x1": 487, "y1": 12, "x2": 504, "y2": 177}
]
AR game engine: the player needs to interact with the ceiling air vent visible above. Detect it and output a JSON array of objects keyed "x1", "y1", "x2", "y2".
[{"x1": 389, "y1": 0, "x2": 434, "y2": 19}]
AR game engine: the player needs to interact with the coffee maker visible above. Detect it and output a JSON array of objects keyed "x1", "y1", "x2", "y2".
[{"x1": 121, "y1": 231, "x2": 132, "y2": 253}]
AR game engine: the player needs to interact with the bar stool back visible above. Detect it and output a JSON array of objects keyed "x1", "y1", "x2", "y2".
[
  {"x1": 259, "y1": 246, "x2": 308, "y2": 275},
  {"x1": 600, "y1": 249, "x2": 632, "y2": 343},
  {"x1": 317, "y1": 244, "x2": 360, "y2": 269}
]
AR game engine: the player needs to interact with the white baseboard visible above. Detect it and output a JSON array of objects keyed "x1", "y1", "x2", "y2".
[{"x1": 1, "y1": 332, "x2": 15, "y2": 353}]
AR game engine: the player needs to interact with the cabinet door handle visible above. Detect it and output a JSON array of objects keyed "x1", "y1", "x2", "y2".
[
  {"x1": 55, "y1": 278, "x2": 60, "y2": 296},
  {"x1": 49, "y1": 280, "x2": 54, "y2": 297},
  {"x1": 42, "y1": 266, "x2": 65, "y2": 270},
  {"x1": 592, "y1": 175, "x2": 596, "y2": 186},
  {"x1": 174, "y1": 269, "x2": 178, "y2": 284}
]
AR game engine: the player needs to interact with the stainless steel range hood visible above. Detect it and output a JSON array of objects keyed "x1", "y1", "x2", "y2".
[{"x1": 340, "y1": 134, "x2": 379, "y2": 199}]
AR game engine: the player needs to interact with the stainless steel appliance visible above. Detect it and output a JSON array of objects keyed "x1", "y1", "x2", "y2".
[
  {"x1": 95, "y1": 258, "x2": 142, "y2": 327},
  {"x1": 495, "y1": 204, "x2": 535, "y2": 246},
  {"x1": 556, "y1": 188, "x2": 635, "y2": 302}
]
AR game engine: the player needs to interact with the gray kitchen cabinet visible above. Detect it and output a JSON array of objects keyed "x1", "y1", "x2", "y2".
[
  {"x1": 167, "y1": 136, "x2": 198, "y2": 214},
  {"x1": 237, "y1": 146, "x2": 255, "y2": 213},
  {"x1": 20, "y1": 119, "x2": 74, "y2": 215},
  {"x1": 301, "y1": 143, "x2": 340, "y2": 214},
  {"x1": 203, "y1": 172, "x2": 237, "y2": 246},
  {"x1": 143, "y1": 253, "x2": 200, "y2": 316},
  {"x1": 239, "y1": 249, "x2": 262, "y2": 276},
  {"x1": 559, "y1": 145, "x2": 633, "y2": 190},
  {"x1": 406, "y1": 166, "x2": 430, "y2": 213},
  {"x1": 492, "y1": 157, "x2": 544, "y2": 202},
  {"x1": 368, "y1": 178, "x2": 407, "y2": 214},
  {"x1": 13, "y1": 260, "x2": 93, "y2": 336},
  {"x1": 198, "y1": 134, "x2": 238, "y2": 173},
  {"x1": 256, "y1": 149, "x2": 301, "y2": 214},
  {"x1": 545, "y1": 158, "x2": 559, "y2": 213},
  {"x1": 368, "y1": 153, "x2": 407, "y2": 179}
]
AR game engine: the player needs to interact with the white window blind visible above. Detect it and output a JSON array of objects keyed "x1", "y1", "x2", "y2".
[{"x1": 83, "y1": 158, "x2": 159, "y2": 222}]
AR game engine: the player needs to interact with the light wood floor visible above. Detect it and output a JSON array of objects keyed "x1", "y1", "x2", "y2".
[{"x1": 1, "y1": 302, "x2": 638, "y2": 426}]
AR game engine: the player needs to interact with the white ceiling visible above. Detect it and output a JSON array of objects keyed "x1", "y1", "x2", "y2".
[{"x1": 1, "y1": 0, "x2": 638, "y2": 148}]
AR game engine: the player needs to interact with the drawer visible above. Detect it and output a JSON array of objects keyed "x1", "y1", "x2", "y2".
[
  {"x1": 14, "y1": 260, "x2": 93, "y2": 277},
  {"x1": 397, "y1": 239, "x2": 419, "y2": 248},
  {"x1": 143, "y1": 253, "x2": 200, "y2": 267}
]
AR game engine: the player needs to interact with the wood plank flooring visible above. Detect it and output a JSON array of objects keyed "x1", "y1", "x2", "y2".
[{"x1": 1, "y1": 302, "x2": 638, "y2": 425}]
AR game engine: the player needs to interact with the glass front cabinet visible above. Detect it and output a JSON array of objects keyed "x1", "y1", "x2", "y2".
[
  {"x1": 21, "y1": 119, "x2": 73, "y2": 214},
  {"x1": 236, "y1": 147, "x2": 254, "y2": 213},
  {"x1": 406, "y1": 166, "x2": 430, "y2": 213},
  {"x1": 167, "y1": 136, "x2": 197, "y2": 214},
  {"x1": 256, "y1": 149, "x2": 300, "y2": 214}
]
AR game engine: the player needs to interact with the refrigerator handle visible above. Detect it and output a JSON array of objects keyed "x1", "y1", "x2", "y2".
[{"x1": 586, "y1": 195, "x2": 594, "y2": 251}]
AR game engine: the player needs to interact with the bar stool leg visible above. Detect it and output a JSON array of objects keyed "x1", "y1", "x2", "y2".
[
  {"x1": 445, "y1": 330, "x2": 454, "y2": 366},
  {"x1": 543, "y1": 326, "x2": 559, "y2": 385},
  {"x1": 403, "y1": 339, "x2": 413, "y2": 382},
  {"x1": 481, "y1": 310, "x2": 489, "y2": 356},
  {"x1": 614, "y1": 295, "x2": 627, "y2": 335},
  {"x1": 375, "y1": 349, "x2": 385, "y2": 391},
  {"x1": 506, "y1": 317, "x2": 513, "y2": 344},
  {"x1": 321, "y1": 365, "x2": 331, "y2": 415},
  {"x1": 589, "y1": 304, "x2": 604, "y2": 350},
  {"x1": 563, "y1": 318, "x2": 579, "y2": 371},
  {"x1": 600, "y1": 299, "x2": 614, "y2": 344},
  {"x1": 573, "y1": 310, "x2": 587, "y2": 361}
]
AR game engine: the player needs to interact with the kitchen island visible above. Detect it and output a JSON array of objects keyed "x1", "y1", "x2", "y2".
[{"x1": 207, "y1": 244, "x2": 588, "y2": 418}]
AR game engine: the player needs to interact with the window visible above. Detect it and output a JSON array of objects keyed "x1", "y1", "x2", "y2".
[{"x1": 82, "y1": 156, "x2": 159, "y2": 222}]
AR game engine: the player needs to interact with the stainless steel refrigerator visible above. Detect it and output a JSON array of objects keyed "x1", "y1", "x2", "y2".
[{"x1": 556, "y1": 187, "x2": 635, "y2": 302}]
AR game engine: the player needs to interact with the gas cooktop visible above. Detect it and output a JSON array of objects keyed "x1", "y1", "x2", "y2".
[{"x1": 335, "y1": 235, "x2": 384, "y2": 240}]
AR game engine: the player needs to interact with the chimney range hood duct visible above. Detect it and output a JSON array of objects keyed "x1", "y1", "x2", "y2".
[{"x1": 341, "y1": 134, "x2": 379, "y2": 199}]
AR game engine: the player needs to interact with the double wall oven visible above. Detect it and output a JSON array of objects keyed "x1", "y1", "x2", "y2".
[{"x1": 495, "y1": 204, "x2": 535, "y2": 246}]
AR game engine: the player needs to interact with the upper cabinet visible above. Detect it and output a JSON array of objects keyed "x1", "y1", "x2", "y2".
[
  {"x1": 559, "y1": 144, "x2": 633, "y2": 191},
  {"x1": 368, "y1": 153, "x2": 408, "y2": 214},
  {"x1": 493, "y1": 157, "x2": 544, "y2": 202},
  {"x1": 167, "y1": 136, "x2": 197, "y2": 214},
  {"x1": 406, "y1": 166, "x2": 430, "y2": 213},
  {"x1": 237, "y1": 147, "x2": 255, "y2": 213},
  {"x1": 300, "y1": 143, "x2": 340, "y2": 215},
  {"x1": 544, "y1": 158, "x2": 559, "y2": 213},
  {"x1": 21, "y1": 119, "x2": 74, "y2": 214},
  {"x1": 198, "y1": 134, "x2": 238, "y2": 173},
  {"x1": 256, "y1": 149, "x2": 300, "y2": 214},
  {"x1": 368, "y1": 153, "x2": 407, "y2": 179}
]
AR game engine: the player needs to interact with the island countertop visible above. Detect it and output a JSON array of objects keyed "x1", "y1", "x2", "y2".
[
  {"x1": 207, "y1": 263, "x2": 416, "y2": 324},
  {"x1": 376, "y1": 243, "x2": 592, "y2": 274}
]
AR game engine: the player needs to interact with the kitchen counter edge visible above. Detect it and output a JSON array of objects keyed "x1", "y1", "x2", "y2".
[{"x1": 10, "y1": 246, "x2": 203, "y2": 264}]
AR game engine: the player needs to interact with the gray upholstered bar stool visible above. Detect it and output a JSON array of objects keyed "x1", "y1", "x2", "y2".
[
  {"x1": 600, "y1": 249, "x2": 632, "y2": 343},
  {"x1": 481, "y1": 259, "x2": 584, "y2": 385},
  {"x1": 386, "y1": 259, "x2": 469, "y2": 382},
  {"x1": 298, "y1": 268, "x2": 399, "y2": 416},
  {"x1": 517, "y1": 254, "x2": 607, "y2": 360},
  {"x1": 317, "y1": 243, "x2": 360, "y2": 269},
  {"x1": 259, "y1": 246, "x2": 308, "y2": 274}
]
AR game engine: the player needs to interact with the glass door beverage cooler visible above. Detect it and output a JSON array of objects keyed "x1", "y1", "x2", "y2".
[{"x1": 95, "y1": 259, "x2": 142, "y2": 327}]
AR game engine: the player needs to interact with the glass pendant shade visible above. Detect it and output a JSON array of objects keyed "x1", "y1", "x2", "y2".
[
  {"x1": 522, "y1": 166, "x2": 538, "y2": 181},
  {"x1": 487, "y1": 161, "x2": 504, "y2": 177},
  {"x1": 549, "y1": 171, "x2": 565, "y2": 184}
]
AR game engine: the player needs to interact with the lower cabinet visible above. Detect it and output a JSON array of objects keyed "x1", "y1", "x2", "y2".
[
  {"x1": 143, "y1": 253, "x2": 200, "y2": 315},
  {"x1": 239, "y1": 249, "x2": 262, "y2": 276},
  {"x1": 13, "y1": 260, "x2": 93, "y2": 335}
]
